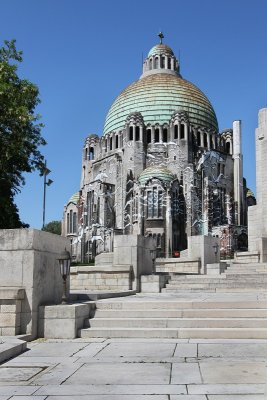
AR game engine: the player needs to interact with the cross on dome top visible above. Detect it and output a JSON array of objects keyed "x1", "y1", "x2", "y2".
[{"x1": 158, "y1": 32, "x2": 164, "y2": 44}]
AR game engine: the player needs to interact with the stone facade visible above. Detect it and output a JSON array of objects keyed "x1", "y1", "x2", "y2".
[
  {"x1": 0, "y1": 229, "x2": 70, "y2": 338},
  {"x1": 62, "y1": 39, "x2": 250, "y2": 262}
]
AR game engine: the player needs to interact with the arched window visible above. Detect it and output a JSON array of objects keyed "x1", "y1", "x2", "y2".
[
  {"x1": 174, "y1": 125, "x2": 178, "y2": 139},
  {"x1": 147, "y1": 187, "x2": 163, "y2": 218},
  {"x1": 163, "y1": 128, "x2": 168, "y2": 142},
  {"x1": 149, "y1": 58, "x2": 152, "y2": 70},
  {"x1": 67, "y1": 210, "x2": 77, "y2": 234},
  {"x1": 110, "y1": 136, "x2": 113, "y2": 151},
  {"x1": 160, "y1": 57, "x2": 165, "y2": 68},
  {"x1": 89, "y1": 147, "x2": 94, "y2": 160},
  {"x1": 129, "y1": 126, "x2": 133, "y2": 141},
  {"x1": 155, "y1": 57, "x2": 159, "y2": 69},
  {"x1": 155, "y1": 128, "x2": 159, "y2": 143},
  {"x1": 146, "y1": 129, "x2": 151, "y2": 144},
  {"x1": 84, "y1": 148, "x2": 88, "y2": 160},
  {"x1": 180, "y1": 124, "x2": 185, "y2": 139},
  {"x1": 226, "y1": 141, "x2": 231, "y2": 154},
  {"x1": 115, "y1": 135, "x2": 119, "y2": 149},
  {"x1": 105, "y1": 139, "x2": 107, "y2": 152},
  {"x1": 136, "y1": 126, "x2": 140, "y2": 141},
  {"x1": 168, "y1": 58, "x2": 171, "y2": 69}
]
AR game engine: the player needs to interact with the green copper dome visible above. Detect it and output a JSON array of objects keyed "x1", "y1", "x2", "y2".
[
  {"x1": 68, "y1": 192, "x2": 79, "y2": 205},
  {"x1": 148, "y1": 43, "x2": 174, "y2": 57},
  {"x1": 104, "y1": 73, "x2": 218, "y2": 134},
  {"x1": 138, "y1": 166, "x2": 175, "y2": 186}
]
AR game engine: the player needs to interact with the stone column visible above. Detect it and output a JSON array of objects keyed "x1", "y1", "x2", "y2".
[
  {"x1": 170, "y1": 124, "x2": 174, "y2": 141},
  {"x1": 200, "y1": 131, "x2": 204, "y2": 147},
  {"x1": 165, "y1": 189, "x2": 172, "y2": 257},
  {"x1": 185, "y1": 124, "x2": 189, "y2": 141},
  {"x1": 171, "y1": 57, "x2": 174, "y2": 70},
  {"x1": 165, "y1": 55, "x2": 168, "y2": 69},
  {"x1": 140, "y1": 126, "x2": 143, "y2": 142},
  {"x1": 248, "y1": 109, "x2": 267, "y2": 257},
  {"x1": 207, "y1": 133, "x2": 211, "y2": 149},
  {"x1": 233, "y1": 120, "x2": 243, "y2": 225},
  {"x1": 151, "y1": 126, "x2": 155, "y2": 144},
  {"x1": 178, "y1": 121, "x2": 181, "y2": 141},
  {"x1": 159, "y1": 125, "x2": 163, "y2": 142}
]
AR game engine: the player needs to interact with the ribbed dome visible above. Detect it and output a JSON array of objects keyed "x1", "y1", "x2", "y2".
[
  {"x1": 104, "y1": 73, "x2": 218, "y2": 134},
  {"x1": 138, "y1": 166, "x2": 175, "y2": 186},
  {"x1": 148, "y1": 44, "x2": 174, "y2": 57},
  {"x1": 68, "y1": 192, "x2": 79, "y2": 205}
]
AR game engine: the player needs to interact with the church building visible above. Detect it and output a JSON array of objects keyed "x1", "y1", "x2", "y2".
[{"x1": 62, "y1": 34, "x2": 251, "y2": 262}]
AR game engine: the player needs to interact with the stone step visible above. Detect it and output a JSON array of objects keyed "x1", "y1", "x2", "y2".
[
  {"x1": 164, "y1": 283, "x2": 267, "y2": 288},
  {"x1": 94, "y1": 308, "x2": 267, "y2": 318},
  {"x1": 168, "y1": 277, "x2": 267, "y2": 284},
  {"x1": 162, "y1": 287, "x2": 267, "y2": 293},
  {"x1": 95, "y1": 300, "x2": 267, "y2": 310},
  {"x1": 79, "y1": 326, "x2": 267, "y2": 339},
  {"x1": 88, "y1": 317, "x2": 267, "y2": 329}
]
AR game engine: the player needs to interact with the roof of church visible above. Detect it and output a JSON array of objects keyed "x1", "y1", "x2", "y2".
[
  {"x1": 138, "y1": 166, "x2": 175, "y2": 186},
  {"x1": 68, "y1": 192, "x2": 79, "y2": 205},
  {"x1": 148, "y1": 43, "x2": 174, "y2": 57},
  {"x1": 103, "y1": 41, "x2": 218, "y2": 134},
  {"x1": 247, "y1": 188, "x2": 255, "y2": 198}
]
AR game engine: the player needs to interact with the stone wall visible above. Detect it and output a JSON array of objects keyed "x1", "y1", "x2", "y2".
[
  {"x1": 0, "y1": 229, "x2": 70, "y2": 338},
  {"x1": 113, "y1": 234, "x2": 154, "y2": 291}
]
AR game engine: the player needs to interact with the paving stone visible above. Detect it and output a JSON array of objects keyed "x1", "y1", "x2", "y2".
[
  {"x1": 198, "y1": 343, "x2": 267, "y2": 358},
  {"x1": 22, "y1": 342, "x2": 88, "y2": 357},
  {"x1": 0, "y1": 367, "x2": 43, "y2": 382},
  {"x1": 9, "y1": 397, "x2": 47, "y2": 400},
  {"x1": 64, "y1": 362, "x2": 171, "y2": 385},
  {"x1": 35, "y1": 384, "x2": 187, "y2": 396},
  {"x1": 74, "y1": 342, "x2": 109, "y2": 358},
  {"x1": 171, "y1": 363, "x2": 202, "y2": 384},
  {"x1": 95, "y1": 342, "x2": 175, "y2": 358},
  {"x1": 200, "y1": 361, "x2": 266, "y2": 384},
  {"x1": 188, "y1": 384, "x2": 265, "y2": 395},
  {"x1": 45, "y1": 396, "x2": 168, "y2": 400},
  {"x1": 170, "y1": 396, "x2": 207, "y2": 400},
  {"x1": 207, "y1": 395, "x2": 265, "y2": 399},
  {"x1": 0, "y1": 387, "x2": 40, "y2": 396},
  {"x1": 32, "y1": 363, "x2": 82, "y2": 385},
  {"x1": 174, "y1": 343, "x2": 197, "y2": 358}
]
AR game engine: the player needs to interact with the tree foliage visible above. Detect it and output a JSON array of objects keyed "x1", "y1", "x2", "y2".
[
  {"x1": 42, "y1": 220, "x2": 61, "y2": 235},
  {"x1": 0, "y1": 40, "x2": 46, "y2": 228}
]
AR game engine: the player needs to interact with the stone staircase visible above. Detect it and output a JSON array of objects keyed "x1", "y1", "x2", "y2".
[
  {"x1": 79, "y1": 296, "x2": 267, "y2": 339},
  {"x1": 162, "y1": 262, "x2": 267, "y2": 293},
  {"x1": 78, "y1": 260, "x2": 267, "y2": 339}
]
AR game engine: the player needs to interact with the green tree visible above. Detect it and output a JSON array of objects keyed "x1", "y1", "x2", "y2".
[
  {"x1": 42, "y1": 220, "x2": 61, "y2": 235},
  {"x1": 0, "y1": 40, "x2": 46, "y2": 228}
]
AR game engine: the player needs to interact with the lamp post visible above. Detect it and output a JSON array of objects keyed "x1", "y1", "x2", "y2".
[
  {"x1": 213, "y1": 242, "x2": 219, "y2": 257},
  {"x1": 42, "y1": 160, "x2": 53, "y2": 229},
  {"x1": 57, "y1": 249, "x2": 71, "y2": 304},
  {"x1": 150, "y1": 248, "x2": 157, "y2": 275}
]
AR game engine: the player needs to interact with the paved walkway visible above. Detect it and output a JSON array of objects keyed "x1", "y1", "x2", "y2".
[{"x1": 0, "y1": 337, "x2": 266, "y2": 399}]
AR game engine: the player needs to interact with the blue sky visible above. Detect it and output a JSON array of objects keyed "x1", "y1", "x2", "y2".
[{"x1": 1, "y1": 0, "x2": 267, "y2": 228}]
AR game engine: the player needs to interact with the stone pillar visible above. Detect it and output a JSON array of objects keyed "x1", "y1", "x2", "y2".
[
  {"x1": 248, "y1": 109, "x2": 267, "y2": 258},
  {"x1": 200, "y1": 131, "x2": 204, "y2": 147},
  {"x1": 178, "y1": 121, "x2": 181, "y2": 141},
  {"x1": 233, "y1": 120, "x2": 243, "y2": 225},
  {"x1": 139, "y1": 126, "x2": 143, "y2": 142},
  {"x1": 207, "y1": 133, "x2": 211, "y2": 150},
  {"x1": 170, "y1": 124, "x2": 174, "y2": 141},
  {"x1": 171, "y1": 57, "x2": 174, "y2": 70},
  {"x1": 165, "y1": 189, "x2": 172, "y2": 257},
  {"x1": 151, "y1": 126, "x2": 155, "y2": 143},
  {"x1": 159, "y1": 125, "x2": 163, "y2": 142},
  {"x1": 185, "y1": 124, "x2": 189, "y2": 141},
  {"x1": 165, "y1": 55, "x2": 168, "y2": 69}
]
